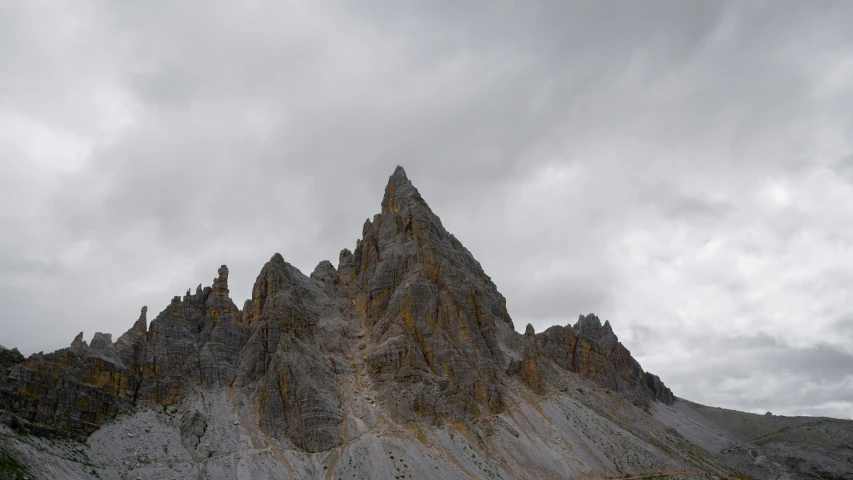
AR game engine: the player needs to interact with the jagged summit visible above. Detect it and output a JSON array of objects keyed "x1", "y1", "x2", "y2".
[
  {"x1": 379, "y1": 165, "x2": 441, "y2": 226},
  {"x1": 389, "y1": 164, "x2": 409, "y2": 187},
  {"x1": 0, "y1": 166, "x2": 672, "y2": 436},
  {"x1": 0, "y1": 165, "x2": 745, "y2": 480}
]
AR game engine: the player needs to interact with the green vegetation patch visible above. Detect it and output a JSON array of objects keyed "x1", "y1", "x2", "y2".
[{"x1": 0, "y1": 451, "x2": 29, "y2": 480}]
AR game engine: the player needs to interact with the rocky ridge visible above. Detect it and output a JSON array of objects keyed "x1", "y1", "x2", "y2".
[
  {"x1": 0, "y1": 166, "x2": 773, "y2": 480},
  {"x1": 0, "y1": 167, "x2": 671, "y2": 447}
]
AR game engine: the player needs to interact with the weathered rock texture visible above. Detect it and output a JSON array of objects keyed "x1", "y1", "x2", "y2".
[
  {"x1": 0, "y1": 346, "x2": 24, "y2": 375},
  {"x1": 0, "y1": 166, "x2": 741, "y2": 480},
  {"x1": 234, "y1": 253, "x2": 350, "y2": 452},
  {"x1": 338, "y1": 166, "x2": 513, "y2": 424},
  {"x1": 0, "y1": 266, "x2": 245, "y2": 440},
  {"x1": 536, "y1": 314, "x2": 674, "y2": 408}
]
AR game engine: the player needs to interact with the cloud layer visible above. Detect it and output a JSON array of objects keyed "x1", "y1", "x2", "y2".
[{"x1": 1, "y1": 0, "x2": 852, "y2": 418}]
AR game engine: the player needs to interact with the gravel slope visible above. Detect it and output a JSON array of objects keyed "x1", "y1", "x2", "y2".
[
  {"x1": 653, "y1": 399, "x2": 853, "y2": 480},
  {"x1": 1, "y1": 375, "x2": 743, "y2": 480}
]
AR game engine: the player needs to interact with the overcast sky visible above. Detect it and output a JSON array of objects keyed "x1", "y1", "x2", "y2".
[{"x1": 2, "y1": 0, "x2": 852, "y2": 419}]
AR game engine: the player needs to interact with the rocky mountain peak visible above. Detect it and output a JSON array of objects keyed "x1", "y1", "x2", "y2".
[
  {"x1": 132, "y1": 306, "x2": 148, "y2": 333},
  {"x1": 0, "y1": 166, "x2": 843, "y2": 480},
  {"x1": 211, "y1": 264, "x2": 230, "y2": 298},
  {"x1": 390, "y1": 164, "x2": 408, "y2": 183},
  {"x1": 334, "y1": 166, "x2": 524, "y2": 422},
  {"x1": 311, "y1": 259, "x2": 336, "y2": 279},
  {"x1": 574, "y1": 313, "x2": 602, "y2": 335},
  {"x1": 0, "y1": 165, "x2": 677, "y2": 469},
  {"x1": 88, "y1": 333, "x2": 112, "y2": 351},
  {"x1": 243, "y1": 253, "x2": 305, "y2": 326},
  {"x1": 380, "y1": 165, "x2": 418, "y2": 214}
]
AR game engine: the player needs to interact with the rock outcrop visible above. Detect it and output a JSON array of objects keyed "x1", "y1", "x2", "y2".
[
  {"x1": 0, "y1": 334, "x2": 139, "y2": 439},
  {"x1": 535, "y1": 313, "x2": 674, "y2": 408},
  {"x1": 0, "y1": 166, "x2": 674, "y2": 452},
  {"x1": 234, "y1": 253, "x2": 348, "y2": 452},
  {"x1": 0, "y1": 267, "x2": 245, "y2": 440},
  {"x1": 0, "y1": 345, "x2": 24, "y2": 375},
  {"x1": 338, "y1": 166, "x2": 512, "y2": 423}
]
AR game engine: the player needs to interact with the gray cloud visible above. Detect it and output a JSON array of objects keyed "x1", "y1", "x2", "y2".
[
  {"x1": 638, "y1": 183, "x2": 737, "y2": 223},
  {"x1": 1, "y1": 0, "x2": 853, "y2": 418},
  {"x1": 653, "y1": 332, "x2": 853, "y2": 418}
]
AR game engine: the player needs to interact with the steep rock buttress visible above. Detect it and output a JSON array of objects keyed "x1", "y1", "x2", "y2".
[{"x1": 338, "y1": 166, "x2": 513, "y2": 423}]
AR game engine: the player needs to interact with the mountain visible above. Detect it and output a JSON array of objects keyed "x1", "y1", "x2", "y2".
[{"x1": 0, "y1": 166, "x2": 850, "y2": 480}]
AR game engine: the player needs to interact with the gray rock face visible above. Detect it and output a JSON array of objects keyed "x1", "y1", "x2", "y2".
[
  {"x1": 0, "y1": 340, "x2": 139, "y2": 439},
  {"x1": 0, "y1": 165, "x2": 676, "y2": 462},
  {"x1": 235, "y1": 253, "x2": 347, "y2": 452},
  {"x1": 645, "y1": 372, "x2": 675, "y2": 404},
  {"x1": 338, "y1": 166, "x2": 512, "y2": 423},
  {"x1": 0, "y1": 266, "x2": 246, "y2": 441},
  {"x1": 537, "y1": 314, "x2": 673, "y2": 407},
  {"x1": 136, "y1": 266, "x2": 246, "y2": 405},
  {"x1": 0, "y1": 345, "x2": 24, "y2": 375},
  {"x1": 260, "y1": 334, "x2": 342, "y2": 452},
  {"x1": 179, "y1": 409, "x2": 207, "y2": 451},
  {"x1": 114, "y1": 307, "x2": 146, "y2": 371}
]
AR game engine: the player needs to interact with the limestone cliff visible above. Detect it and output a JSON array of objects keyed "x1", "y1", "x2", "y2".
[
  {"x1": 0, "y1": 346, "x2": 23, "y2": 376},
  {"x1": 338, "y1": 166, "x2": 512, "y2": 423},
  {"x1": 0, "y1": 166, "x2": 690, "y2": 479},
  {"x1": 536, "y1": 314, "x2": 674, "y2": 407}
]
